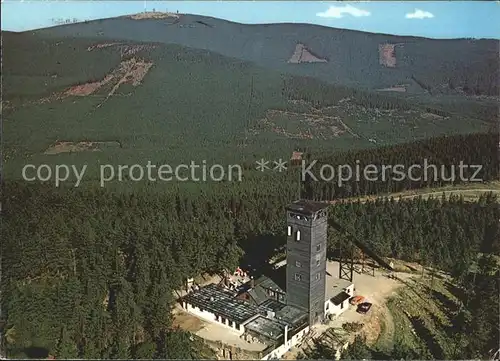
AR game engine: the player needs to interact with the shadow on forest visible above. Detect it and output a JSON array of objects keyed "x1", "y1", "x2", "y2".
[
  {"x1": 428, "y1": 312, "x2": 448, "y2": 337},
  {"x1": 370, "y1": 349, "x2": 392, "y2": 359},
  {"x1": 238, "y1": 233, "x2": 293, "y2": 291},
  {"x1": 409, "y1": 316, "x2": 444, "y2": 359},
  {"x1": 23, "y1": 346, "x2": 50, "y2": 358},
  {"x1": 267, "y1": 265, "x2": 287, "y2": 291},
  {"x1": 444, "y1": 281, "x2": 466, "y2": 303},
  {"x1": 428, "y1": 287, "x2": 458, "y2": 317},
  {"x1": 239, "y1": 233, "x2": 285, "y2": 278}
]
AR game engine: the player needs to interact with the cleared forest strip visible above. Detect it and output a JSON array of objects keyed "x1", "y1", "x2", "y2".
[
  {"x1": 328, "y1": 182, "x2": 500, "y2": 204},
  {"x1": 266, "y1": 109, "x2": 360, "y2": 138}
]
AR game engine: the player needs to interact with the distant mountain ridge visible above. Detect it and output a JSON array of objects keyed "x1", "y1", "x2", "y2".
[{"x1": 28, "y1": 13, "x2": 499, "y2": 96}]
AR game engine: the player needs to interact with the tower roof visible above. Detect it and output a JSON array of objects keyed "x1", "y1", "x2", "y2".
[{"x1": 285, "y1": 199, "x2": 330, "y2": 215}]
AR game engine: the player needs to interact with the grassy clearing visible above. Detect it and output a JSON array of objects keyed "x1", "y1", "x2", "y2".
[
  {"x1": 373, "y1": 310, "x2": 392, "y2": 350},
  {"x1": 374, "y1": 276, "x2": 461, "y2": 358}
]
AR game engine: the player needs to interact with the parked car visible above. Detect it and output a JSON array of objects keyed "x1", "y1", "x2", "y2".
[
  {"x1": 357, "y1": 302, "x2": 372, "y2": 314},
  {"x1": 349, "y1": 295, "x2": 365, "y2": 305}
]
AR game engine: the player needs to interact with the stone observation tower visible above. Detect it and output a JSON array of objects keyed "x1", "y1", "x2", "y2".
[{"x1": 285, "y1": 200, "x2": 329, "y2": 325}]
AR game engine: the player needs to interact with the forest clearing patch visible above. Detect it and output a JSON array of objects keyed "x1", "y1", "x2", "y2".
[
  {"x1": 379, "y1": 44, "x2": 397, "y2": 68},
  {"x1": 251, "y1": 109, "x2": 357, "y2": 139},
  {"x1": 95, "y1": 58, "x2": 153, "y2": 107},
  {"x1": 421, "y1": 112, "x2": 445, "y2": 120},
  {"x1": 34, "y1": 57, "x2": 153, "y2": 107},
  {"x1": 64, "y1": 74, "x2": 115, "y2": 96},
  {"x1": 288, "y1": 43, "x2": 328, "y2": 64},
  {"x1": 44, "y1": 140, "x2": 121, "y2": 154},
  {"x1": 87, "y1": 43, "x2": 122, "y2": 51},
  {"x1": 87, "y1": 42, "x2": 157, "y2": 57},
  {"x1": 377, "y1": 86, "x2": 407, "y2": 93}
]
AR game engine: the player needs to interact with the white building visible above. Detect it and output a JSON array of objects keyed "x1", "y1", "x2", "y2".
[
  {"x1": 260, "y1": 324, "x2": 310, "y2": 360},
  {"x1": 324, "y1": 277, "x2": 355, "y2": 319}
]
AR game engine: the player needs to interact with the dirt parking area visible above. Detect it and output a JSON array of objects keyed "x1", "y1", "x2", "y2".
[{"x1": 283, "y1": 261, "x2": 413, "y2": 358}]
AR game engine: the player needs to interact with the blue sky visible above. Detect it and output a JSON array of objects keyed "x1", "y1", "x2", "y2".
[{"x1": 1, "y1": 1, "x2": 499, "y2": 39}]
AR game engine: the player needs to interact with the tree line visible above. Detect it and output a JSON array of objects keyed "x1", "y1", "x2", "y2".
[
  {"x1": 327, "y1": 193, "x2": 499, "y2": 273},
  {"x1": 300, "y1": 131, "x2": 498, "y2": 200}
]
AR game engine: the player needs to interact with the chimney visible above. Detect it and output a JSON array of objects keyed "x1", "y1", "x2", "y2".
[
  {"x1": 284, "y1": 325, "x2": 289, "y2": 345},
  {"x1": 250, "y1": 276, "x2": 255, "y2": 288}
]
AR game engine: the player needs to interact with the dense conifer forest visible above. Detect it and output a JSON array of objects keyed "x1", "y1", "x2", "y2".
[
  {"x1": 2, "y1": 131, "x2": 499, "y2": 360},
  {"x1": 2, "y1": 176, "x2": 499, "y2": 358},
  {"x1": 2, "y1": 14, "x2": 499, "y2": 360},
  {"x1": 301, "y1": 132, "x2": 498, "y2": 199}
]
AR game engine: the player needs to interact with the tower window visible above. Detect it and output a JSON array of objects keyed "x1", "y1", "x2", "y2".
[
  {"x1": 296, "y1": 230, "x2": 301, "y2": 241},
  {"x1": 287, "y1": 226, "x2": 292, "y2": 236},
  {"x1": 315, "y1": 273, "x2": 321, "y2": 281},
  {"x1": 316, "y1": 244, "x2": 321, "y2": 251},
  {"x1": 295, "y1": 260, "x2": 302, "y2": 268},
  {"x1": 316, "y1": 259, "x2": 320, "y2": 267},
  {"x1": 294, "y1": 273, "x2": 302, "y2": 281}
]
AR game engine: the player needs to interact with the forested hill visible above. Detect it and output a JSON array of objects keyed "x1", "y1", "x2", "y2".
[
  {"x1": 31, "y1": 13, "x2": 499, "y2": 96},
  {"x1": 2, "y1": 180, "x2": 499, "y2": 359}
]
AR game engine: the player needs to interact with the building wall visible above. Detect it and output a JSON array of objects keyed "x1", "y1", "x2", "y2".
[
  {"x1": 286, "y1": 214, "x2": 313, "y2": 311},
  {"x1": 182, "y1": 301, "x2": 246, "y2": 334},
  {"x1": 325, "y1": 299, "x2": 349, "y2": 318},
  {"x1": 345, "y1": 284, "x2": 355, "y2": 296},
  {"x1": 324, "y1": 283, "x2": 354, "y2": 318},
  {"x1": 286, "y1": 208, "x2": 328, "y2": 326},
  {"x1": 309, "y1": 213, "x2": 328, "y2": 325},
  {"x1": 260, "y1": 326, "x2": 310, "y2": 360}
]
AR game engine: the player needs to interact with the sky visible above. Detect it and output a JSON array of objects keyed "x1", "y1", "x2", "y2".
[{"x1": 1, "y1": 1, "x2": 499, "y2": 39}]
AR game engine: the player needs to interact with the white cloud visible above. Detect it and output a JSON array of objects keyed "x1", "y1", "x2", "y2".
[
  {"x1": 316, "y1": 5, "x2": 371, "y2": 19},
  {"x1": 405, "y1": 9, "x2": 434, "y2": 19}
]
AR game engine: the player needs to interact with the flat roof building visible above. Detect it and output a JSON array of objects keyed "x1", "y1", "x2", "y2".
[{"x1": 182, "y1": 283, "x2": 261, "y2": 325}]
